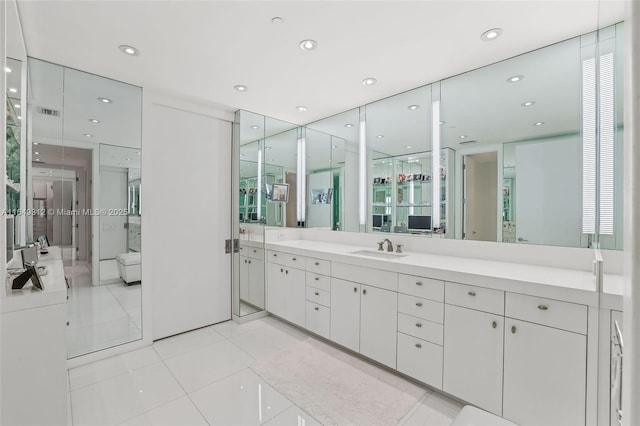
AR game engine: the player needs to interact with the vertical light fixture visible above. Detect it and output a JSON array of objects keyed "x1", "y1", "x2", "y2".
[
  {"x1": 257, "y1": 147, "x2": 263, "y2": 221},
  {"x1": 582, "y1": 57, "x2": 597, "y2": 234},
  {"x1": 598, "y1": 52, "x2": 615, "y2": 235},
  {"x1": 432, "y1": 100, "x2": 441, "y2": 227},
  {"x1": 297, "y1": 137, "x2": 306, "y2": 224},
  {"x1": 359, "y1": 119, "x2": 367, "y2": 225}
]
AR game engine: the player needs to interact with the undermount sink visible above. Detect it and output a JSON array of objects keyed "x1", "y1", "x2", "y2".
[{"x1": 349, "y1": 250, "x2": 408, "y2": 260}]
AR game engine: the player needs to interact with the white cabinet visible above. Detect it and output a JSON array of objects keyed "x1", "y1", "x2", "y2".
[
  {"x1": 247, "y1": 258, "x2": 265, "y2": 308},
  {"x1": 266, "y1": 261, "x2": 305, "y2": 327},
  {"x1": 397, "y1": 332, "x2": 443, "y2": 388},
  {"x1": 240, "y1": 255, "x2": 250, "y2": 301},
  {"x1": 360, "y1": 284, "x2": 398, "y2": 368},
  {"x1": 330, "y1": 278, "x2": 361, "y2": 352},
  {"x1": 503, "y1": 321, "x2": 587, "y2": 426},
  {"x1": 443, "y1": 304, "x2": 504, "y2": 416}
]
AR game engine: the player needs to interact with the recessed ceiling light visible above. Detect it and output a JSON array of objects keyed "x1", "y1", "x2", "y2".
[
  {"x1": 534, "y1": 121, "x2": 545, "y2": 126},
  {"x1": 240, "y1": 154, "x2": 245, "y2": 157},
  {"x1": 376, "y1": 135, "x2": 384, "y2": 139},
  {"x1": 521, "y1": 101, "x2": 536, "y2": 107},
  {"x1": 4, "y1": 67, "x2": 11, "y2": 73},
  {"x1": 34, "y1": 142, "x2": 39, "y2": 145},
  {"x1": 296, "y1": 106, "x2": 308, "y2": 112},
  {"x1": 14, "y1": 104, "x2": 20, "y2": 109},
  {"x1": 9, "y1": 88, "x2": 17, "y2": 93},
  {"x1": 98, "y1": 97, "x2": 112, "y2": 104},
  {"x1": 17, "y1": 116, "x2": 21, "y2": 120},
  {"x1": 405, "y1": 145, "x2": 413, "y2": 149},
  {"x1": 84, "y1": 134, "x2": 93, "y2": 138},
  {"x1": 119, "y1": 45, "x2": 139, "y2": 56},
  {"x1": 362, "y1": 77, "x2": 377, "y2": 86},
  {"x1": 89, "y1": 118, "x2": 100, "y2": 123},
  {"x1": 408, "y1": 105, "x2": 420, "y2": 110},
  {"x1": 234, "y1": 85, "x2": 248, "y2": 92},
  {"x1": 332, "y1": 145, "x2": 338, "y2": 149},
  {"x1": 439, "y1": 121, "x2": 445, "y2": 125},
  {"x1": 480, "y1": 28, "x2": 503, "y2": 41},
  {"x1": 34, "y1": 152, "x2": 40, "y2": 155},
  {"x1": 126, "y1": 158, "x2": 131, "y2": 161},
  {"x1": 136, "y1": 151, "x2": 141, "y2": 155},
  {"x1": 507, "y1": 75, "x2": 524, "y2": 83},
  {"x1": 408, "y1": 157, "x2": 413, "y2": 160},
  {"x1": 250, "y1": 125, "x2": 260, "y2": 129},
  {"x1": 265, "y1": 147, "x2": 272, "y2": 150},
  {"x1": 459, "y1": 135, "x2": 467, "y2": 139},
  {"x1": 35, "y1": 158, "x2": 40, "y2": 162},
  {"x1": 299, "y1": 39, "x2": 318, "y2": 51},
  {"x1": 344, "y1": 124, "x2": 354, "y2": 128},
  {"x1": 271, "y1": 16, "x2": 284, "y2": 24}
]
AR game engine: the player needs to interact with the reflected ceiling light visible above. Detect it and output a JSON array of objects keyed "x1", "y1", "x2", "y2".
[
  {"x1": 332, "y1": 145, "x2": 338, "y2": 149},
  {"x1": 299, "y1": 39, "x2": 318, "y2": 51},
  {"x1": 84, "y1": 134, "x2": 93, "y2": 138},
  {"x1": 408, "y1": 157, "x2": 413, "y2": 160},
  {"x1": 88, "y1": 118, "x2": 100, "y2": 123},
  {"x1": 240, "y1": 154, "x2": 245, "y2": 157},
  {"x1": 459, "y1": 135, "x2": 467, "y2": 139},
  {"x1": 35, "y1": 158, "x2": 41, "y2": 162},
  {"x1": 126, "y1": 158, "x2": 131, "y2": 161},
  {"x1": 9, "y1": 88, "x2": 17, "y2": 93},
  {"x1": 98, "y1": 97, "x2": 112, "y2": 104},
  {"x1": 344, "y1": 123, "x2": 354, "y2": 128},
  {"x1": 136, "y1": 151, "x2": 141, "y2": 155},
  {"x1": 439, "y1": 121, "x2": 445, "y2": 125},
  {"x1": 250, "y1": 125, "x2": 260, "y2": 129},
  {"x1": 4, "y1": 67, "x2": 11, "y2": 73},
  {"x1": 14, "y1": 104, "x2": 20, "y2": 108},
  {"x1": 362, "y1": 77, "x2": 377, "y2": 86},
  {"x1": 521, "y1": 101, "x2": 536, "y2": 107},
  {"x1": 405, "y1": 145, "x2": 413, "y2": 149},
  {"x1": 376, "y1": 135, "x2": 384, "y2": 139},
  {"x1": 534, "y1": 121, "x2": 545, "y2": 126},
  {"x1": 234, "y1": 85, "x2": 248, "y2": 92},
  {"x1": 271, "y1": 16, "x2": 284, "y2": 24},
  {"x1": 119, "y1": 45, "x2": 139, "y2": 56},
  {"x1": 459, "y1": 140, "x2": 477, "y2": 145},
  {"x1": 17, "y1": 116, "x2": 21, "y2": 120},
  {"x1": 480, "y1": 28, "x2": 503, "y2": 41},
  {"x1": 34, "y1": 142, "x2": 39, "y2": 145},
  {"x1": 296, "y1": 106, "x2": 308, "y2": 112},
  {"x1": 408, "y1": 105, "x2": 420, "y2": 110},
  {"x1": 34, "y1": 152, "x2": 40, "y2": 155},
  {"x1": 507, "y1": 75, "x2": 524, "y2": 83},
  {"x1": 265, "y1": 147, "x2": 272, "y2": 150}
]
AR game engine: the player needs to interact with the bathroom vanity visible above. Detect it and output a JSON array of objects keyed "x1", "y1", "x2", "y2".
[{"x1": 262, "y1": 234, "x2": 621, "y2": 426}]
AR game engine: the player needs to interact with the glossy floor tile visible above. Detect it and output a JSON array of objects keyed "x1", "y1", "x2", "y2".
[{"x1": 68, "y1": 316, "x2": 463, "y2": 425}]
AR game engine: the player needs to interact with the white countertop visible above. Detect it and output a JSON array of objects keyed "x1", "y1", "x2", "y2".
[
  {"x1": 265, "y1": 239, "x2": 620, "y2": 307},
  {"x1": 1, "y1": 247, "x2": 67, "y2": 314}
]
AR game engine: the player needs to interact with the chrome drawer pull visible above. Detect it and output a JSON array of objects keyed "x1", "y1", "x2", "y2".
[
  {"x1": 315, "y1": 277, "x2": 320, "y2": 281},
  {"x1": 416, "y1": 281, "x2": 423, "y2": 286},
  {"x1": 511, "y1": 325, "x2": 517, "y2": 334},
  {"x1": 415, "y1": 323, "x2": 422, "y2": 328},
  {"x1": 315, "y1": 261, "x2": 320, "y2": 266},
  {"x1": 416, "y1": 302, "x2": 423, "y2": 307},
  {"x1": 415, "y1": 343, "x2": 422, "y2": 349},
  {"x1": 292, "y1": 257, "x2": 297, "y2": 261},
  {"x1": 314, "y1": 292, "x2": 319, "y2": 296},
  {"x1": 492, "y1": 321, "x2": 497, "y2": 329},
  {"x1": 285, "y1": 270, "x2": 288, "y2": 275},
  {"x1": 314, "y1": 307, "x2": 319, "y2": 311},
  {"x1": 538, "y1": 304, "x2": 549, "y2": 311},
  {"x1": 280, "y1": 268, "x2": 283, "y2": 273},
  {"x1": 468, "y1": 291, "x2": 476, "y2": 296},
  {"x1": 273, "y1": 253, "x2": 277, "y2": 257},
  {"x1": 253, "y1": 249, "x2": 256, "y2": 253},
  {"x1": 353, "y1": 287, "x2": 357, "y2": 292}
]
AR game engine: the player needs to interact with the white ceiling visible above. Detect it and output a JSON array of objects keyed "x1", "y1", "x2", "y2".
[{"x1": 16, "y1": 0, "x2": 625, "y2": 126}]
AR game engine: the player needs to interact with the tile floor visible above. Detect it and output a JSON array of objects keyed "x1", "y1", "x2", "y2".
[
  {"x1": 66, "y1": 261, "x2": 142, "y2": 358},
  {"x1": 68, "y1": 316, "x2": 463, "y2": 425}
]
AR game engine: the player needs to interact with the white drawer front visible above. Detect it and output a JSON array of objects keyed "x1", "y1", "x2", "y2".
[
  {"x1": 397, "y1": 332, "x2": 443, "y2": 389},
  {"x1": 305, "y1": 272, "x2": 331, "y2": 292},
  {"x1": 306, "y1": 301, "x2": 330, "y2": 339},
  {"x1": 268, "y1": 250, "x2": 305, "y2": 269},
  {"x1": 398, "y1": 274, "x2": 444, "y2": 302},
  {"x1": 398, "y1": 294, "x2": 443, "y2": 324},
  {"x1": 505, "y1": 293, "x2": 588, "y2": 335},
  {"x1": 398, "y1": 313, "x2": 443, "y2": 345},
  {"x1": 445, "y1": 282, "x2": 504, "y2": 315},
  {"x1": 306, "y1": 286, "x2": 331, "y2": 307},
  {"x1": 332, "y1": 262, "x2": 397, "y2": 292},
  {"x1": 306, "y1": 258, "x2": 331, "y2": 276},
  {"x1": 240, "y1": 245, "x2": 264, "y2": 260}
]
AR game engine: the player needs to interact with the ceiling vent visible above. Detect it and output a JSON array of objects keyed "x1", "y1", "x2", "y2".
[
  {"x1": 37, "y1": 107, "x2": 61, "y2": 117},
  {"x1": 459, "y1": 140, "x2": 477, "y2": 145}
]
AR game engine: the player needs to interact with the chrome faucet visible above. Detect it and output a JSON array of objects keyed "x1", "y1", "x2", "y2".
[{"x1": 377, "y1": 238, "x2": 393, "y2": 252}]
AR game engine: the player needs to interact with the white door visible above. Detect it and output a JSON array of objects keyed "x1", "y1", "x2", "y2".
[
  {"x1": 267, "y1": 262, "x2": 286, "y2": 318},
  {"x1": 503, "y1": 319, "x2": 586, "y2": 426},
  {"x1": 330, "y1": 278, "x2": 360, "y2": 352},
  {"x1": 99, "y1": 168, "x2": 127, "y2": 259},
  {"x1": 360, "y1": 284, "x2": 398, "y2": 368},
  {"x1": 443, "y1": 305, "x2": 504, "y2": 415},
  {"x1": 284, "y1": 267, "x2": 306, "y2": 327},
  {"x1": 151, "y1": 105, "x2": 232, "y2": 340},
  {"x1": 248, "y1": 258, "x2": 265, "y2": 308},
  {"x1": 239, "y1": 256, "x2": 250, "y2": 301},
  {"x1": 515, "y1": 138, "x2": 582, "y2": 246}
]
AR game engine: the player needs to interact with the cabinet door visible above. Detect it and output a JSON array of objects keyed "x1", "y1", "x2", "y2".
[
  {"x1": 443, "y1": 304, "x2": 504, "y2": 415},
  {"x1": 248, "y1": 258, "x2": 265, "y2": 309},
  {"x1": 266, "y1": 263, "x2": 286, "y2": 318},
  {"x1": 239, "y1": 256, "x2": 250, "y2": 301},
  {"x1": 360, "y1": 284, "x2": 398, "y2": 368},
  {"x1": 503, "y1": 319, "x2": 586, "y2": 426},
  {"x1": 330, "y1": 278, "x2": 361, "y2": 352},
  {"x1": 284, "y1": 267, "x2": 306, "y2": 327}
]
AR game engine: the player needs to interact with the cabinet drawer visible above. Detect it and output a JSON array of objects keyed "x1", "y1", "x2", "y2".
[
  {"x1": 267, "y1": 250, "x2": 305, "y2": 269},
  {"x1": 332, "y1": 262, "x2": 397, "y2": 292},
  {"x1": 397, "y1": 332, "x2": 443, "y2": 389},
  {"x1": 505, "y1": 293, "x2": 587, "y2": 335},
  {"x1": 306, "y1": 258, "x2": 331, "y2": 276},
  {"x1": 398, "y1": 313, "x2": 443, "y2": 345},
  {"x1": 241, "y1": 246, "x2": 264, "y2": 260},
  {"x1": 305, "y1": 272, "x2": 331, "y2": 292},
  {"x1": 398, "y1": 274, "x2": 444, "y2": 302},
  {"x1": 445, "y1": 282, "x2": 504, "y2": 315},
  {"x1": 398, "y1": 293, "x2": 443, "y2": 324},
  {"x1": 306, "y1": 286, "x2": 331, "y2": 307},
  {"x1": 306, "y1": 301, "x2": 330, "y2": 339}
]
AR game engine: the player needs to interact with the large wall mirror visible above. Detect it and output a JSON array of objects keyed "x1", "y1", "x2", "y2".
[{"x1": 28, "y1": 58, "x2": 142, "y2": 358}]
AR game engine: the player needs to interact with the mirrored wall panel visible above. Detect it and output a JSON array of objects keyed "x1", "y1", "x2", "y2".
[{"x1": 28, "y1": 58, "x2": 142, "y2": 358}]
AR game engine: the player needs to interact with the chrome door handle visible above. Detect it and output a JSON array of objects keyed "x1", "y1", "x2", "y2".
[
  {"x1": 314, "y1": 262, "x2": 319, "y2": 266},
  {"x1": 416, "y1": 302, "x2": 423, "y2": 307},
  {"x1": 467, "y1": 291, "x2": 476, "y2": 296},
  {"x1": 538, "y1": 304, "x2": 549, "y2": 311},
  {"x1": 415, "y1": 343, "x2": 422, "y2": 349},
  {"x1": 415, "y1": 323, "x2": 422, "y2": 328},
  {"x1": 416, "y1": 281, "x2": 423, "y2": 286},
  {"x1": 314, "y1": 292, "x2": 319, "y2": 296}
]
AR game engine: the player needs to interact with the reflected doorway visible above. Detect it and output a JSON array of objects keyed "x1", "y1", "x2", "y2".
[{"x1": 463, "y1": 152, "x2": 498, "y2": 242}]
